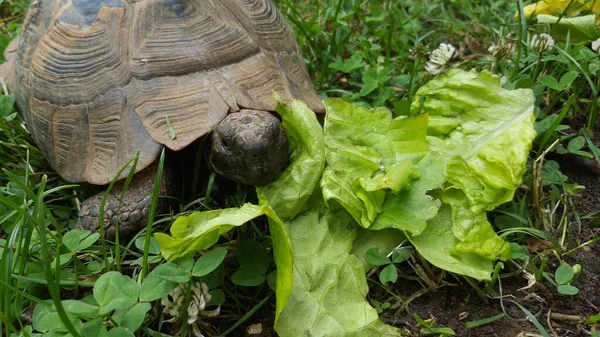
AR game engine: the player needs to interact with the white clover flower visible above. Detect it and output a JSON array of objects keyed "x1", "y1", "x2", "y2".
[
  {"x1": 425, "y1": 43, "x2": 455, "y2": 75},
  {"x1": 488, "y1": 40, "x2": 515, "y2": 59},
  {"x1": 530, "y1": 33, "x2": 555, "y2": 53},
  {"x1": 161, "y1": 282, "x2": 221, "y2": 337},
  {"x1": 592, "y1": 38, "x2": 600, "y2": 53}
]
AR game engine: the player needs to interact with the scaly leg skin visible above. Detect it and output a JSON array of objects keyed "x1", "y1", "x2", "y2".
[{"x1": 76, "y1": 162, "x2": 177, "y2": 241}]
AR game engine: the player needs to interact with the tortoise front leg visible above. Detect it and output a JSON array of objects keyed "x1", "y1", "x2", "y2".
[{"x1": 76, "y1": 162, "x2": 176, "y2": 240}]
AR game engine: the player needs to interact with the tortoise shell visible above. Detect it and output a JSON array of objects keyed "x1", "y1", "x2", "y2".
[{"x1": 8, "y1": 0, "x2": 323, "y2": 185}]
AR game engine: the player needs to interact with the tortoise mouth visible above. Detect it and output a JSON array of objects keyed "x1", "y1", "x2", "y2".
[{"x1": 210, "y1": 109, "x2": 289, "y2": 186}]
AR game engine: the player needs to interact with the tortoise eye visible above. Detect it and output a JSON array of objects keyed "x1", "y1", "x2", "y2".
[{"x1": 220, "y1": 137, "x2": 230, "y2": 150}]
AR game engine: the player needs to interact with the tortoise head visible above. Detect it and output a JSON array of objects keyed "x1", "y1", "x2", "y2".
[{"x1": 210, "y1": 109, "x2": 289, "y2": 186}]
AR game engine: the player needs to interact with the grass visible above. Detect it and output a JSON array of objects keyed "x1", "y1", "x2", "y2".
[{"x1": 1, "y1": 0, "x2": 600, "y2": 336}]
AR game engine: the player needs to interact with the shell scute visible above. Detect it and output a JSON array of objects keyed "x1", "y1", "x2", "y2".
[{"x1": 12, "y1": 0, "x2": 323, "y2": 184}]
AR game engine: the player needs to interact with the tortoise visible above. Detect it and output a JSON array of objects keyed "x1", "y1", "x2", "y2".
[{"x1": 0, "y1": 0, "x2": 323, "y2": 238}]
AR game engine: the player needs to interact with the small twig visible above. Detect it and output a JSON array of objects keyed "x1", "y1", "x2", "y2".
[
  {"x1": 586, "y1": 299, "x2": 599, "y2": 312},
  {"x1": 547, "y1": 308, "x2": 558, "y2": 337},
  {"x1": 549, "y1": 312, "x2": 585, "y2": 323},
  {"x1": 380, "y1": 316, "x2": 412, "y2": 328}
]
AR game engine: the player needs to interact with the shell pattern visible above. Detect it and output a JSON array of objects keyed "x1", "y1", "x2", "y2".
[{"x1": 11, "y1": 0, "x2": 322, "y2": 184}]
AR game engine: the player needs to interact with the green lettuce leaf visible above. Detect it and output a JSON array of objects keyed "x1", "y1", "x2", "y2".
[
  {"x1": 408, "y1": 205, "x2": 494, "y2": 280},
  {"x1": 258, "y1": 98, "x2": 399, "y2": 336},
  {"x1": 257, "y1": 97, "x2": 325, "y2": 220},
  {"x1": 275, "y1": 196, "x2": 402, "y2": 337},
  {"x1": 412, "y1": 69, "x2": 536, "y2": 262},
  {"x1": 370, "y1": 152, "x2": 445, "y2": 234},
  {"x1": 537, "y1": 14, "x2": 600, "y2": 43},
  {"x1": 155, "y1": 204, "x2": 293, "y2": 323},
  {"x1": 321, "y1": 98, "x2": 444, "y2": 233}
]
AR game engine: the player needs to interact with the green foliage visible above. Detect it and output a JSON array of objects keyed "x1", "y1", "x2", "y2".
[
  {"x1": 537, "y1": 71, "x2": 579, "y2": 91},
  {"x1": 414, "y1": 314, "x2": 456, "y2": 336},
  {"x1": 62, "y1": 230, "x2": 100, "y2": 252},
  {"x1": 365, "y1": 247, "x2": 411, "y2": 284},
  {"x1": 140, "y1": 263, "x2": 190, "y2": 301},
  {"x1": 132, "y1": 237, "x2": 163, "y2": 266},
  {"x1": 31, "y1": 272, "x2": 152, "y2": 336},
  {"x1": 0, "y1": 3, "x2": 23, "y2": 62},
  {"x1": 318, "y1": 70, "x2": 536, "y2": 280},
  {"x1": 275, "y1": 200, "x2": 403, "y2": 336},
  {"x1": 413, "y1": 70, "x2": 537, "y2": 262},
  {"x1": 409, "y1": 206, "x2": 496, "y2": 280},
  {"x1": 2, "y1": 0, "x2": 600, "y2": 335},
  {"x1": 369, "y1": 299, "x2": 391, "y2": 314},
  {"x1": 29, "y1": 260, "x2": 224, "y2": 336},
  {"x1": 191, "y1": 247, "x2": 228, "y2": 277},
  {"x1": 554, "y1": 264, "x2": 580, "y2": 295},
  {"x1": 255, "y1": 75, "x2": 532, "y2": 333},
  {"x1": 588, "y1": 312, "x2": 600, "y2": 325},
  {"x1": 155, "y1": 203, "x2": 294, "y2": 322},
  {"x1": 256, "y1": 96, "x2": 325, "y2": 220},
  {"x1": 322, "y1": 98, "x2": 441, "y2": 233},
  {"x1": 556, "y1": 135, "x2": 594, "y2": 158},
  {"x1": 231, "y1": 240, "x2": 270, "y2": 286}
]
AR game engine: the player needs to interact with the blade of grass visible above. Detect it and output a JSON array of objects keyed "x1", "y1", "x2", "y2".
[
  {"x1": 1, "y1": 164, "x2": 71, "y2": 332},
  {"x1": 221, "y1": 295, "x2": 271, "y2": 336},
  {"x1": 10, "y1": 274, "x2": 95, "y2": 287},
  {"x1": 0, "y1": 279, "x2": 48, "y2": 336},
  {"x1": 511, "y1": 301, "x2": 550, "y2": 337},
  {"x1": 114, "y1": 153, "x2": 140, "y2": 272},
  {"x1": 562, "y1": 236, "x2": 600, "y2": 256},
  {"x1": 0, "y1": 279, "x2": 48, "y2": 303},
  {"x1": 0, "y1": 313, "x2": 18, "y2": 337},
  {"x1": 279, "y1": 0, "x2": 319, "y2": 63},
  {"x1": 582, "y1": 128, "x2": 600, "y2": 165},
  {"x1": 536, "y1": 94, "x2": 576, "y2": 156},
  {"x1": 0, "y1": 214, "x2": 21, "y2": 337},
  {"x1": 141, "y1": 149, "x2": 165, "y2": 280},
  {"x1": 203, "y1": 171, "x2": 216, "y2": 210},
  {"x1": 192, "y1": 135, "x2": 209, "y2": 197},
  {"x1": 498, "y1": 227, "x2": 555, "y2": 242},
  {"x1": 33, "y1": 175, "x2": 82, "y2": 337},
  {"x1": 590, "y1": 77, "x2": 599, "y2": 128},
  {"x1": 465, "y1": 313, "x2": 505, "y2": 329},
  {"x1": 319, "y1": 0, "x2": 345, "y2": 89}
]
